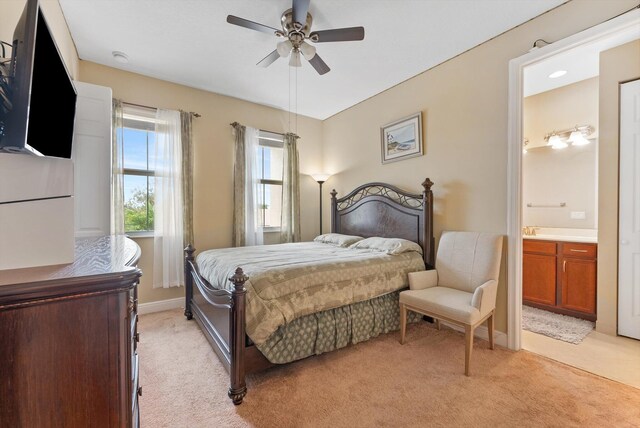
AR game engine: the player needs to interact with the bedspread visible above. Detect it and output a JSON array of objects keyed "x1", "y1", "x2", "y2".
[{"x1": 196, "y1": 242, "x2": 425, "y2": 345}]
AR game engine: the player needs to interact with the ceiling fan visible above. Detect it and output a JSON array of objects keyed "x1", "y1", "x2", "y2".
[{"x1": 227, "y1": 0, "x2": 365, "y2": 75}]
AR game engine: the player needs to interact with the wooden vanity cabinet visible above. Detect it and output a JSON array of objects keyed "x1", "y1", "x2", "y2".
[
  {"x1": 523, "y1": 239, "x2": 597, "y2": 321},
  {"x1": 559, "y1": 242, "x2": 597, "y2": 316},
  {"x1": 522, "y1": 240, "x2": 557, "y2": 306}
]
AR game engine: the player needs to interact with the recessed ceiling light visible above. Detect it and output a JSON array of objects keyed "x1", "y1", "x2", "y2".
[
  {"x1": 548, "y1": 70, "x2": 567, "y2": 79},
  {"x1": 112, "y1": 51, "x2": 129, "y2": 64}
]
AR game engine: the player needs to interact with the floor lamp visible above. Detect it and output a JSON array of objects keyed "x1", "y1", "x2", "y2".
[{"x1": 311, "y1": 174, "x2": 331, "y2": 235}]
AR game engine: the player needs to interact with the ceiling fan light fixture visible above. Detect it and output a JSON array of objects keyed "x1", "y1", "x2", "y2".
[
  {"x1": 289, "y1": 49, "x2": 302, "y2": 67},
  {"x1": 299, "y1": 41, "x2": 316, "y2": 60},
  {"x1": 277, "y1": 40, "x2": 294, "y2": 57}
]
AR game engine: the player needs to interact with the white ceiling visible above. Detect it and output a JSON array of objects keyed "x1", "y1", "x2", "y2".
[
  {"x1": 524, "y1": 25, "x2": 640, "y2": 97},
  {"x1": 60, "y1": 0, "x2": 565, "y2": 119}
]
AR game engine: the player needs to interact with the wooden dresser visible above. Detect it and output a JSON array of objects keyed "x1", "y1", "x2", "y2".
[{"x1": 0, "y1": 236, "x2": 142, "y2": 427}]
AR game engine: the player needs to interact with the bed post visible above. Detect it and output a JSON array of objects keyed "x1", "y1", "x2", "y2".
[
  {"x1": 330, "y1": 189, "x2": 337, "y2": 233},
  {"x1": 184, "y1": 245, "x2": 195, "y2": 320},
  {"x1": 422, "y1": 178, "x2": 435, "y2": 270},
  {"x1": 228, "y1": 267, "x2": 248, "y2": 405}
]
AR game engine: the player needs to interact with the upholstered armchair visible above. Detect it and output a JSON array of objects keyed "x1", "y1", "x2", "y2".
[{"x1": 399, "y1": 231, "x2": 503, "y2": 376}]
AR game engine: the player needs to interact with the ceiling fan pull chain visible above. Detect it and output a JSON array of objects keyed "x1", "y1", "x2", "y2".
[
  {"x1": 295, "y1": 65, "x2": 298, "y2": 135},
  {"x1": 288, "y1": 65, "x2": 291, "y2": 133}
]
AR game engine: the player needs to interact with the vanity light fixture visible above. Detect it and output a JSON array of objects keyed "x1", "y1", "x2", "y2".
[
  {"x1": 548, "y1": 70, "x2": 567, "y2": 78},
  {"x1": 544, "y1": 124, "x2": 594, "y2": 150}
]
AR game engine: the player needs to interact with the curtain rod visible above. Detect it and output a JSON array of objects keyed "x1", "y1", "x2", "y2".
[
  {"x1": 122, "y1": 101, "x2": 201, "y2": 118},
  {"x1": 229, "y1": 122, "x2": 298, "y2": 139}
]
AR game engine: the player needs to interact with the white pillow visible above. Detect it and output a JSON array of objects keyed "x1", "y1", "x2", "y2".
[
  {"x1": 349, "y1": 237, "x2": 423, "y2": 255},
  {"x1": 313, "y1": 233, "x2": 364, "y2": 247}
]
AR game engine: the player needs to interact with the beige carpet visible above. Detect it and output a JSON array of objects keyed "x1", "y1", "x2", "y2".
[{"x1": 139, "y1": 309, "x2": 640, "y2": 427}]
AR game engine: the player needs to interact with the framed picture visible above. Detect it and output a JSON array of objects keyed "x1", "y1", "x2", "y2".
[{"x1": 380, "y1": 112, "x2": 423, "y2": 164}]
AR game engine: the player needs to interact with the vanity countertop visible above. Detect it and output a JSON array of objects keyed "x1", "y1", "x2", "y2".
[{"x1": 523, "y1": 228, "x2": 597, "y2": 244}]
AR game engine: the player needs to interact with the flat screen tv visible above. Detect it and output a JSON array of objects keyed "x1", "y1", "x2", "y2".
[{"x1": 0, "y1": 0, "x2": 77, "y2": 158}]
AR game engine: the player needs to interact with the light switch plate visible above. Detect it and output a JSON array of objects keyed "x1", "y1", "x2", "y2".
[{"x1": 570, "y1": 211, "x2": 586, "y2": 219}]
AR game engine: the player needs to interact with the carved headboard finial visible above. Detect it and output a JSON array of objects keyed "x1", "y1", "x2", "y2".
[
  {"x1": 422, "y1": 178, "x2": 434, "y2": 192},
  {"x1": 330, "y1": 189, "x2": 337, "y2": 199}
]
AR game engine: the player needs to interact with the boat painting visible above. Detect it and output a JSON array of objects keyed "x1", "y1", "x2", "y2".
[{"x1": 381, "y1": 112, "x2": 423, "y2": 163}]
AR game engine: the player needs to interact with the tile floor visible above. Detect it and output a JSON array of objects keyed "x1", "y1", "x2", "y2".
[{"x1": 522, "y1": 328, "x2": 640, "y2": 389}]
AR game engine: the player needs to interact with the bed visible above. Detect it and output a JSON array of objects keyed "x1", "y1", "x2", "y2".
[{"x1": 184, "y1": 179, "x2": 435, "y2": 404}]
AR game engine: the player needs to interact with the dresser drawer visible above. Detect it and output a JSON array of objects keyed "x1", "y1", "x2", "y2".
[
  {"x1": 523, "y1": 239, "x2": 556, "y2": 255},
  {"x1": 562, "y1": 242, "x2": 597, "y2": 259}
]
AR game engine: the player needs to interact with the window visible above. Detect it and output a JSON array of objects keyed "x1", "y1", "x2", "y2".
[
  {"x1": 257, "y1": 130, "x2": 284, "y2": 230},
  {"x1": 121, "y1": 105, "x2": 157, "y2": 233}
]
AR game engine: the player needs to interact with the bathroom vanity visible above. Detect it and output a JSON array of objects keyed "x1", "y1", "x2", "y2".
[{"x1": 523, "y1": 229, "x2": 597, "y2": 321}]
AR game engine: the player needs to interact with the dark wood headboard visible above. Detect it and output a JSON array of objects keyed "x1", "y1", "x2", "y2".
[{"x1": 330, "y1": 178, "x2": 435, "y2": 269}]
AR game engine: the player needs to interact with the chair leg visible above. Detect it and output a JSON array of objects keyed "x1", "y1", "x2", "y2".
[
  {"x1": 487, "y1": 313, "x2": 495, "y2": 350},
  {"x1": 400, "y1": 303, "x2": 407, "y2": 344},
  {"x1": 465, "y1": 325, "x2": 474, "y2": 376},
  {"x1": 435, "y1": 319, "x2": 441, "y2": 330}
]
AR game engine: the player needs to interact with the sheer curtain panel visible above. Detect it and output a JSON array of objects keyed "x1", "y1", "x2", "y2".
[
  {"x1": 111, "y1": 99, "x2": 125, "y2": 235},
  {"x1": 153, "y1": 109, "x2": 184, "y2": 288}
]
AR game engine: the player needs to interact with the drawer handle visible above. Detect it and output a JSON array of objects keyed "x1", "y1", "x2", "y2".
[
  {"x1": 563, "y1": 260, "x2": 566, "y2": 272},
  {"x1": 570, "y1": 249, "x2": 588, "y2": 253}
]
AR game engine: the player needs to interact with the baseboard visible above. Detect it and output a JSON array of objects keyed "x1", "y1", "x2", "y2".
[
  {"x1": 440, "y1": 321, "x2": 508, "y2": 348},
  {"x1": 138, "y1": 297, "x2": 183, "y2": 315}
]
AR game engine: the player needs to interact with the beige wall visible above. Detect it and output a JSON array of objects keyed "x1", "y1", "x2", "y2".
[
  {"x1": 597, "y1": 40, "x2": 640, "y2": 335},
  {"x1": 79, "y1": 61, "x2": 324, "y2": 304},
  {"x1": 0, "y1": 0, "x2": 79, "y2": 79},
  {"x1": 523, "y1": 78, "x2": 599, "y2": 229},
  {"x1": 321, "y1": 0, "x2": 639, "y2": 335}
]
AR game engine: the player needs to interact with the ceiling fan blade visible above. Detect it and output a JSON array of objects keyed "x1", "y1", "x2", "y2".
[
  {"x1": 292, "y1": 0, "x2": 310, "y2": 25},
  {"x1": 257, "y1": 50, "x2": 280, "y2": 67},
  {"x1": 226, "y1": 15, "x2": 279, "y2": 35},
  {"x1": 308, "y1": 54, "x2": 330, "y2": 75},
  {"x1": 310, "y1": 27, "x2": 365, "y2": 43}
]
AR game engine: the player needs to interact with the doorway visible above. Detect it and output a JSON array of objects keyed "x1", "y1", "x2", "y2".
[{"x1": 507, "y1": 9, "x2": 640, "y2": 388}]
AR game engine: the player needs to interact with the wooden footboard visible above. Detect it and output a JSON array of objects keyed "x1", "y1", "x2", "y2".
[{"x1": 184, "y1": 246, "x2": 259, "y2": 405}]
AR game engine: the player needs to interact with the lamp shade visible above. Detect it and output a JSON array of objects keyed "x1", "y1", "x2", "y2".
[
  {"x1": 551, "y1": 140, "x2": 568, "y2": 150},
  {"x1": 289, "y1": 49, "x2": 302, "y2": 67},
  {"x1": 311, "y1": 173, "x2": 331, "y2": 183},
  {"x1": 277, "y1": 40, "x2": 293, "y2": 57},
  {"x1": 547, "y1": 134, "x2": 561, "y2": 146},
  {"x1": 299, "y1": 41, "x2": 316, "y2": 60},
  {"x1": 569, "y1": 130, "x2": 589, "y2": 146}
]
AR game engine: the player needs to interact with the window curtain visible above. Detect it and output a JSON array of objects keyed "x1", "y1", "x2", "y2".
[
  {"x1": 111, "y1": 99, "x2": 125, "y2": 235},
  {"x1": 180, "y1": 111, "x2": 194, "y2": 248},
  {"x1": 232, "y1": 123, "x2": 263, "y2": 247},
  {"x1": 153, "y1": 109, "x2": 184, "y2": 288},
  {"x1": 281, "y1": 133, "x2": 301, "y2": 243}
]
